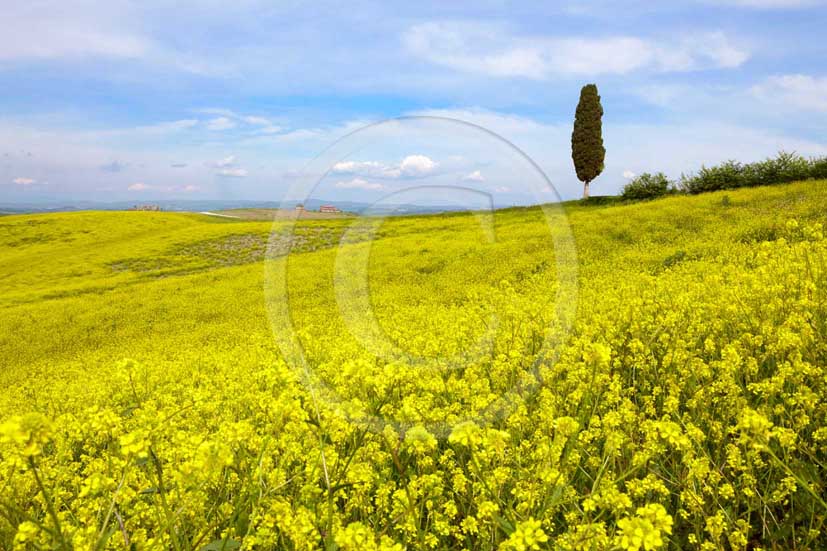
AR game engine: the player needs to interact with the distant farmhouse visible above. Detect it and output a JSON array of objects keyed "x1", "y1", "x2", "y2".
[
  {"x1": 129, "y1": 204, "x2": 162, "y2": 211},
  {"x1": 319, "y1": 205, "x2": 341, "y2": 213},
  {"x1": 295, "y1": 204, "x2": 305, "y2": 212}
]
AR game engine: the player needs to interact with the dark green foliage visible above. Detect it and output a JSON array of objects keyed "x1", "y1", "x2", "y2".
[
  {"x1": 571, "y1": 84, "x2": 605, "y2": 197},
  {"x1": 810, "y1": 156, "x2": 827, "y2": 180},
  {"x1": 680, "y1": 151, "x2": 827, "y2": 194},
  {"x1": 621, "y1": 172, "x2": 672, "y2": 201},
  {"x1": 738, "y1": 226, "x2": 780, "y2": 244},
  {"x1": 680, "y1": 161, "x2": 743, "y2": 194},
  {"x1": 662, "y1": 249, "x2": 687, "y2": 268},
  {"x1": 741, "y1": 151, "x2": 811, "y2": 187}
]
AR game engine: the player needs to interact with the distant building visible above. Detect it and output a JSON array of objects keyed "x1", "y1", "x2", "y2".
[
  {"x1": 129, "y1": 204, "x2": 161, "y2": 211},
  {"x1": 295, "y1": 204, "x2": 304, "y2": 211},
  {"x1": 319, "y1": 205, "x2": 340, "y2": 213}
]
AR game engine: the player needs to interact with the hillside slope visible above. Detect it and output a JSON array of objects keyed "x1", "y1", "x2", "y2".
[{"x1": 1, "y1": 181, "x2": 826, "y2": 549}]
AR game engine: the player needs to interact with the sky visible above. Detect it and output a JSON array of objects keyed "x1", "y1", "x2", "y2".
[{"x1": 1, "y1": 0, "x2": 827, "y2": 205}]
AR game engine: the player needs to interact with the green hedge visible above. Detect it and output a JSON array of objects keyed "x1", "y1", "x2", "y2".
[
  {"x1": 680, "y1": 151, "x2": 826, "y2": 194},
  {"x1": 621, "y1": 172, "x2": 674, "y2": 201}
]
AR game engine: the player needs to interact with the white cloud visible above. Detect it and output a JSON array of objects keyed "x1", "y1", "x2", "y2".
[
  {"x1": 197, "y1": 108, "x2": 237, "y2": 117},
  {"x1": 214, "y1": 155, "x2": 238, "y2": 168},
  {"x1": 399, "y1": 154, "x2": 437, "y2": 175},
  {"x1": 751, "y1": 74, "x2": 827, "y2": 112},
  {"x1": 13, "y1": 177, "x2": 36, "y2": 186},
  {"x1": 243, "y1": 116, "x2": 271, "y2": 125},
  {"x1": 623, "y1": 170, "x2": 636, "y2": 179},
  {"x1": 494, "y1": 186, "x2": 512, "y2": 193},
  {"x1": 633, "y1": 84, "x2": 695, "y2": 107},
  {"x1": 332, "y1": 160, "x2": 391, "y2": 176},
  {"x1": 196, "y1": 109, "x2": 279, "y2": 132},
  {"x1": 462, "y1": 170, "x2": 485, "y2": 182},
  {"x1": 270, "y1": 128, "x2": 323, "y2": 142},
  {"x1": 335, "y1": 177, "x2": 384, "y2": 190},
  {"x1": 206, "y1": 117, "x2": 237, "y2": 131},
  {"x1": 92, "y1": 119, "x2": 198, "y2": 139},
  {"x1": 404, "y1": 22, "x2": 748, "y2": 78},
  {"x1": 3, "y1": 99, "x2": 824, "y2": 204},
  {"x1": 331, "y1": 155, "x2": 438, "y2": 179},
  {"x1": 211, "y1": 155, "x2": 247, "y2": 177},
  {"x1": 412, "y1": 107, "x2": 550, "y2": 136},
  {"x1": 127, "y1": 182, "x2": 200, "y2": 193},
  {"x1": 256, "y1": 125, "x2": 284, "y2": 135},
  {"x1": 656, "y1": 32, "x2": 748, "y2": 71},
  {"x1": 0, "y1": 3, "x2": 149, "y2": 61},
  {"x1": 243, "y1": 120, "x2": 371, "y2": 146},
  {"x1": 217, "y1": 167, "x2": 248, "y2": 178},
  {"x1": 146, "y1": 119, "x2": 199, "y2": 132}
]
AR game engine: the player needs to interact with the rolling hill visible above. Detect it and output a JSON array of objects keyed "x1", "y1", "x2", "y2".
[{"x1": 1, "y1": 181, "x2": 826, "y2": 549}]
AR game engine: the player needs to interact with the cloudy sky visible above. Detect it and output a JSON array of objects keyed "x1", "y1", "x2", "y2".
[{"x1": 2, "y1": 0, "x2": 826, "y2": 205}]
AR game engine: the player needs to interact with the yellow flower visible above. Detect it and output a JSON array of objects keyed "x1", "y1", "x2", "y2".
[
  {"x1": 0, "y1": 414, "x2": 52, "y2": 457},
  {"x1": 335, "y1": 522, "x2": 376, "y2": 551},
  {"x1": 404, "y1": 425, "x2": 437, "y2": 454},
  {"x1": 615, "y1": 504, "x2": 673, "y2": 551},
  {"x1": 118, "y1": 429, "x2": 150, "y2": 459},
  {"x1": 584, "y1": 343, "x2": 612, "y2": 368},
  {"x1": 501, "y1": 519, "x2": 549, "y2": 551},
  {"x1": 13, "y1": 521, "x2": 41, "y2": 547},
  {"x1": 448, "y1": 420, "x2": 482, "y2": 448}
]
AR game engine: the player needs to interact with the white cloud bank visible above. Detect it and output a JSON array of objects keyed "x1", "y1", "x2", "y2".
[
  {"x1": 197, "y1": 109, "x2": 282, "y2": 134},
  {"x1": 2, "y1": 103, "x2": 825, "y2": 202},
  {"x1": 0, "y1": 3, "x2": 149, "y2": 61},
  {"x1": 206, "y1": 117, "x2": 237, "y2": 131},
  {"x1": 399, "y1": 154, "x2": 437, "y2": 175},
  {"x1": 214, "y1": 156, "x2": 237, "y2": 168},
  {"x1": 13, "y1": 177, "x2": 36, "y2": 186},
  {"x1": 128, "y1": 182, "x2": 201, "y2": 193},
  {"x1": 332, "y1": 155, "x2": 438, "y2": 179},
  {"x1": 462, "y1": 170, "x2": 485, "y2": 182},
  {"x1": 335, "y1": 177, "x2": 384, "y2": 191},
  {"x1": 751, "y1": 74, "x2": 827, "y2": 112},
  {"x1": 404, "y1": 23, "x2": 749, "y2": 78},
  {"x1": 217, "y1": 167, "x2": 248, "y2": 178},
  {"x1": 211, "y1": 155, "x2": 248, "y2": 177},
  {"x1": 243, "y1": 116, "x2": 271, "y2": 125}
]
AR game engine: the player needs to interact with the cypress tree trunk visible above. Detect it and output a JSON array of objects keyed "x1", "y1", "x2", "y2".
[{"x1": 583, "y1": 181, "x2": 590, "y2": 199}]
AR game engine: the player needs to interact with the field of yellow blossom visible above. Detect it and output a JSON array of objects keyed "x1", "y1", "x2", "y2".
[{"x1": 1, "y1": 180, "x2": 826, "y2": 550}]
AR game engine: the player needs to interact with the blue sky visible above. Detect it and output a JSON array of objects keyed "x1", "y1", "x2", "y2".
[{"x1": 1, "y1": 0, "x2": 826, "y2": 204}]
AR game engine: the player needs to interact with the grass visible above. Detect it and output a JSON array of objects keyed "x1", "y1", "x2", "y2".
[{"x1": 1, "y1": 181, "x2": 826, "y2": 549}]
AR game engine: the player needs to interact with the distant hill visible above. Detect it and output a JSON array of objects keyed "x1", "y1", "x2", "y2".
[{"x1": 0, "y1": 198, "x2": 479, "y2": 216}]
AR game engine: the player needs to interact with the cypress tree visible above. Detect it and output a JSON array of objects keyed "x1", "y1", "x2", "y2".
[{"x1": 571, "y1": 84, "x2": 605, "y2": 199}]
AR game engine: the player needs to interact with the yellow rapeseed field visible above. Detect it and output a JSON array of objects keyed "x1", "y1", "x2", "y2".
[{"x1": 1, "y1": 181, "x2": 826, "y2": 550}]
